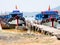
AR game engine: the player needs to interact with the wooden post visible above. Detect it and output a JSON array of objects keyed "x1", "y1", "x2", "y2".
[
  {"x1": 0, "y1": 23, "x2": 2, "y2": 30},
  {"x1": 0, "y1": 19, "x2": 2, "y2": 30},
  {"x1": 52, "y1": 21, "x2": 54, "y2": 27},
  {"x1": 16, "y1": 18, "x2": 18, "y2": 26},
  {"x1": 15, "y1": 16, "x2": 19, "y2": 29}
]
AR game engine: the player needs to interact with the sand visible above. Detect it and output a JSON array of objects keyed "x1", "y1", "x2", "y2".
[{"x1": 0, "y1": 29, "x2": 60, "y2": 45}]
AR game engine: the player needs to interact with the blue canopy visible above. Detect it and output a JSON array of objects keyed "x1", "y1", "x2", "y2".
[
  {"x1": 35, "y1": 11, "x2": 59, "y2": 20},
  {"x1": 41, "y1": 11, "x2": 58, "y2": 15},
  {"x1": 9, "y1": 10, "x2": 23, "y2": 17}
]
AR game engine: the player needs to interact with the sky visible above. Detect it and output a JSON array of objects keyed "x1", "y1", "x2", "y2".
[{"x1": 0, "y1": 0, "x2": 60, "y2": 12}]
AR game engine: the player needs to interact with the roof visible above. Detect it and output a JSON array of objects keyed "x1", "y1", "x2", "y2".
[
  {"x1": 9, "y1": 10, "x2": 23, "y2": 15},
  {"x1": 41, "y1": 11, "x2": 58, "y2": 15}
]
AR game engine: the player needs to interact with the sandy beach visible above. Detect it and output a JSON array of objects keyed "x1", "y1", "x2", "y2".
[{"x1": 0, "y1": 29, "x2": 60, "y2": 45}]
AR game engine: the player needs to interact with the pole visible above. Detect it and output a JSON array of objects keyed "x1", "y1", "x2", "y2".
[
  {"x1": 52, "y1": 21, "x2": 54, "y2": 27},
  {"x1": 17, "y1": 18, "x2": 18, "y2": 26},
  {"x1": 15, "y1": 16, "x2": 19, "y2": 30}
]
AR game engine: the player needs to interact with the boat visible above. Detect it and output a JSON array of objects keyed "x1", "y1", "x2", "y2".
[
  {"x1": 0, "y1": 6, "x2": 26, "y2": 30},
  {"x1": 35, "y1": 6, "x2": 59, "y2": 27}
]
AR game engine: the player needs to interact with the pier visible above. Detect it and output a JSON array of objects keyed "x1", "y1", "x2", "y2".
[{"x1": 26, "y1": 20, "x2": 60, "y2": 39}]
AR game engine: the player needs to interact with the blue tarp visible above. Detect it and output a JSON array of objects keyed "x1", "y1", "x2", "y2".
[{"x1": 35, "y1": 11, "x2": 59, "y2": 20}]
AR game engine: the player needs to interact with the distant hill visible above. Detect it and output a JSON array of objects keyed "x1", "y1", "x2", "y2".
[
  {"x1": 52, "y1": 6, "x2": 60, "y2": 11},
  {"x1": 52, "y1": 6, "x2": 60, "y2": 12},
  {"x1": 52, "y1": 6, "x2": 60, "y2": 15}
]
